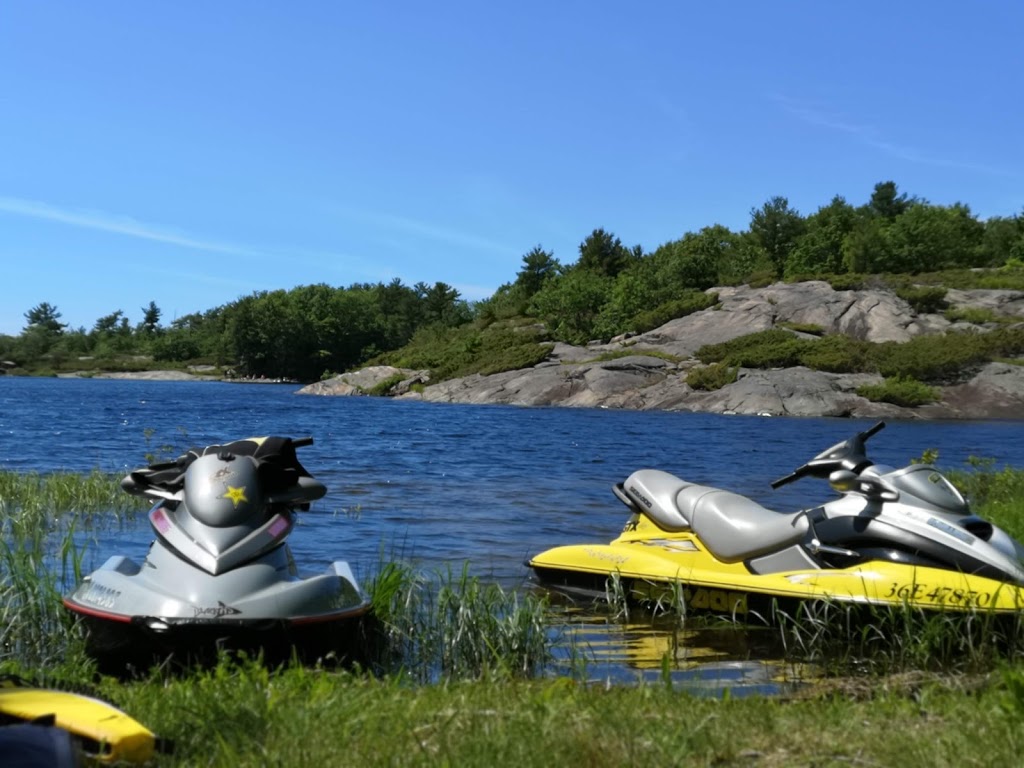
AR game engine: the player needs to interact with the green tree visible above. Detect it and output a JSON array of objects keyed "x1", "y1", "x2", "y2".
[
  {"x1": 229, "y1": 290, "x2": 301, "y2": 378},
  {"x1": 748, "y1": 197, "x2": 805, "y2": 277},
  {"x1": 421, "y1": 282, "x2": 470, "y2": 327},
  {"x1": 886, "y1": 203, "x2": 985, "y2": 271},
  {"x1": 93, "y1": 310, "x2": 126, "y2": 335},
  {"x1": 375, "y1": 278, "x2": 425, "y2": 349},
  {"x1": 677, "y1": 225, "x2": 743, "y2": 289},
  {"x1": 20, "y1": 302, "x2": 66, "y2": 357},
  {"x1": 90, "y1": 309, "x2": 133, "y2": 354},
  {"x1": 981, "y1": 212, "x2": 1024, "y2": 267},
  {"x1": 576, "y1": 228, "x2": 640, "y2": 278},
  {"x1": 785, "y1": 195, "x2": 858, "y2": 277},
  {"x1": 842, "y1": 217, "x2": 894, "y2": 274},
  {"x1": 529, "y1": 269, "x2": 612, "y2": 344},
  {"x1": 867, "y1": 180, "x2": 912, "y2": 220},
  {"x1": 593, "y1": 257, "x2": 662, "y2": 337},
  {"x1": 24, "y1": 302, "x2": 66, "y2": 335},
  {"x1": 139, "y1": 301, "x2": 161, "y2": 335},
  {"x1": 159, "y1": 307, "x2": 233, "y2": 364},
  {"x1": 515, "y1": 246, "x2": 560, "y2": 297},
  {"x1": 477, "y1": 246, "x2": 562, "y2": 323}
]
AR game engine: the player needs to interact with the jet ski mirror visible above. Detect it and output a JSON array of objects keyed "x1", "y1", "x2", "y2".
[
  {"x1": 828, "y1": 469, "x2": 858, "y2": 492},
  {"x1": 828, "y1": 469, "x2": 899, "y2": 502}
]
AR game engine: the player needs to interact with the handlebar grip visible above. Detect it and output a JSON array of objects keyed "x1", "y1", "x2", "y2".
[
  {"x1": 291, "y1": 436, "x2": 315, "y2": 448},
  {"x1": 862, "y1": 421, "x2": 886, "y2": 439},
  {"x1": 771, "y1": 468, "x2": 805, "y2": 489}
]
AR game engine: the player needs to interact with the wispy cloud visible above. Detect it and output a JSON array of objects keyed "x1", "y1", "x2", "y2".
[
  {"x1": 0, "y1": 196, "x2": 263, "y2": 257},
  {"x1": 335, "y1": 206, "x2": 519, "y2": 256},
  {"x1": 0, "y1": 195, "x2": 515, "y2": 296},
  {"x1": 771, "y1": 95, "x2": 1012, "y2": 177},
  {"x1": 0, "y1": 195, "x2": 387, "y2": 278}
]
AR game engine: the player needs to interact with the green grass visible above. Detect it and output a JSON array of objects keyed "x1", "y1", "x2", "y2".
[
  {"x1": 370, "y1": 563, "x2": 553, "y2": 681},
  {"x1": 5, "y1": 466, "x2": 1024, "y2": 766},
  {"x1": 0, "y1": 470, "x2": 145, "y2": 670},
  {"x1": 0, "y1": 469, "x2": 143, "y2": 525},
  {"x1": 363, "y1": 372, "x2": 408, "y2": 396},
  {"x1": 85, "y1": 662, "x2": 1024, "y2": 766}
]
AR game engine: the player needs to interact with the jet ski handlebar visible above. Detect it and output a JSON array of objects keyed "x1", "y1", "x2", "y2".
[
  {"x1": 770, "y1": 421, "x2": 886, "y2": 490},
  {"x1": 121, "y1": 435, "x2": 318, "y2": 500}
]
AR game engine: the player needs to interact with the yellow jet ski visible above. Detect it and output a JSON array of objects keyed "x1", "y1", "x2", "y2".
[
  {"x1": 0, "y1": 676, "x2": 161, "y2": 764},
  {"x1": 529, "y1": 422, "x2": 1024, "y2": 619}
]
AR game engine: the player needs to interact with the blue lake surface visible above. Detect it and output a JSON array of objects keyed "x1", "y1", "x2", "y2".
[
  {"x1": 2, "y1": 375, "x2": 1023, "y2": 588},
  {"x1": 3, "y1": 376, "x2": 1023, "y2": 687}
]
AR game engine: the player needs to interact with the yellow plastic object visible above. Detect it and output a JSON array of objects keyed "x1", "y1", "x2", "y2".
[
  {"x1": 530, "y1": 520, "x2": 1024, "y2": 616},
  {"x1": 0, "y1": 682, "x2": 156, "y2": 764}
]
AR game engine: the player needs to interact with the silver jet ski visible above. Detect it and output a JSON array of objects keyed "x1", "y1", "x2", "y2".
[{"x1": 64, "y1": 436, "x2": 371, "y2": 670}]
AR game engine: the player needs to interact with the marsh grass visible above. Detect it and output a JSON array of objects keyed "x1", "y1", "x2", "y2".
[
  {"x1": 0, "y1": 469, "x2": 144, "y2": 526},
  {"x1": 772, "y1": 598, "x2": 1024, "y2": 677},
  {"x1": 0, "y1": 508, "x2": 86, "y2": 669},
  {"x1": 371, "y1": 564, "x2": 552, "y2": 681},
  {"x1": 0, "y1": 469, "x2": 146, "y2": 670},
  {"x1": 7, "y1": 468, "x2": 1024, "y2": 765}
]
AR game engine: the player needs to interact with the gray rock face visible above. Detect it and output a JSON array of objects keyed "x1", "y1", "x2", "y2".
[
  {"x1": 299, "y1": 283, "x2": 1024, "y2": 420},
  {"x1": 616, "y1": 281, "x2": 948, "y2": 360},
  {"x1": 945, "y1": 289, "x2": 1024, "y2": 319},
  {"x1": 299, "y1": 366, "x2": 428, "y2": 396}
]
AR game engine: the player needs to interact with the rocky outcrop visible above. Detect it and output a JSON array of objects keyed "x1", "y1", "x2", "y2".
[
  {"x1": 298, "y1": 365, "x2": 429, "y2": 396},
  {"x1": 299, "y1": 283, "x2": 1024, "y2": 420},
  {"x1": 619, "y1": 281, "x2": 950, "y2": 360}
]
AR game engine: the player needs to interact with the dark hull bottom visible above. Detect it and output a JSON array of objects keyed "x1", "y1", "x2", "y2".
[{"x1": 75, "y1": 613, "x2": 378, "y2": 676}]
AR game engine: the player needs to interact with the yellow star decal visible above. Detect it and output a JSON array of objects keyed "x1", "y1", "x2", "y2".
[{"x1": 222, "y1": 485, "x2": 249, "y2": 508}]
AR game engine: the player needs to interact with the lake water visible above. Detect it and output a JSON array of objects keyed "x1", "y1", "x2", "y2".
[{"x1": 3, "y1": 376, "x2": 1023, "y2": 687}]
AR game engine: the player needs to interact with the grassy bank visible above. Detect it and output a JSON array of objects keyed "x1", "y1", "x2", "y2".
[
  {"x1": 88, "y1": 662, "x2": 1024, "y2": 767},
  {"x1": 2, "y1": 463, "x2": 1024, "y2": 765}
]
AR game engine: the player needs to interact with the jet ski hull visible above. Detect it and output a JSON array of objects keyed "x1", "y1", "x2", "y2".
[
  {"x1": 63, "y1": 548, "x2": 372, "y2": 671},
  {"x1": 529, "y1": 533, "x2": 1024, "y2": 619},
  {"x1": 63, "y1": 606, "x2": 373, "y2": 672}
]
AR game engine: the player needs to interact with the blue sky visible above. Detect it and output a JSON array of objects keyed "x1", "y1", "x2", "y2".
[{"x1": 2, "y1": 2, "x2": 1022, "y2": 336}]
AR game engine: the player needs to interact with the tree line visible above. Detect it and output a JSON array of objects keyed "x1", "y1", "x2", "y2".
[
  {"x1": 3, "y1": 282, "x2": 472, "y2": 382},
  {"x1": 3, "y1": 181, "x2": 1023, "y2": 381}
]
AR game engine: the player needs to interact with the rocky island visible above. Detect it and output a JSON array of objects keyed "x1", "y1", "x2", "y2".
[{"x1": 300, "y1": 281, "x2": 1024, "y2": 420}]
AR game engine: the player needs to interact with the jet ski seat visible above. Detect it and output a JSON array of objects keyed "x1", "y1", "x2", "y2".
[{"x1": 623, "y1": 469, "x2": 811, "y2": 563}]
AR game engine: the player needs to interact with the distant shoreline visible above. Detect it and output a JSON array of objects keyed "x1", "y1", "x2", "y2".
[{"x1": 48, "y1": 370, "x2": 300, "y2": 384}]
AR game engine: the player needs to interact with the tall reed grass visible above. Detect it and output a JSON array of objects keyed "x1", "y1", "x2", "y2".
[
  {"x1": 3, "y1": 463, "x2": 1023, "y2": 685},
  {"x1": 0, "y1": 469, "x2": 139, "y2": 671},
  {"x1": 773, "y1": 598, "x2": 1024, "y2": 676},
  {"x1": 2, "y1": 471, "x2": 555, "y2": 682},
  {"x1": 368, "y1": 562, "x2": 553, "y2": 681}
]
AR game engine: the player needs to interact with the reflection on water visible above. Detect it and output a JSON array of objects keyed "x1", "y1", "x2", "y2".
[{"x1": 548, "y1": 600, "x2": 813, "y2": 697}]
